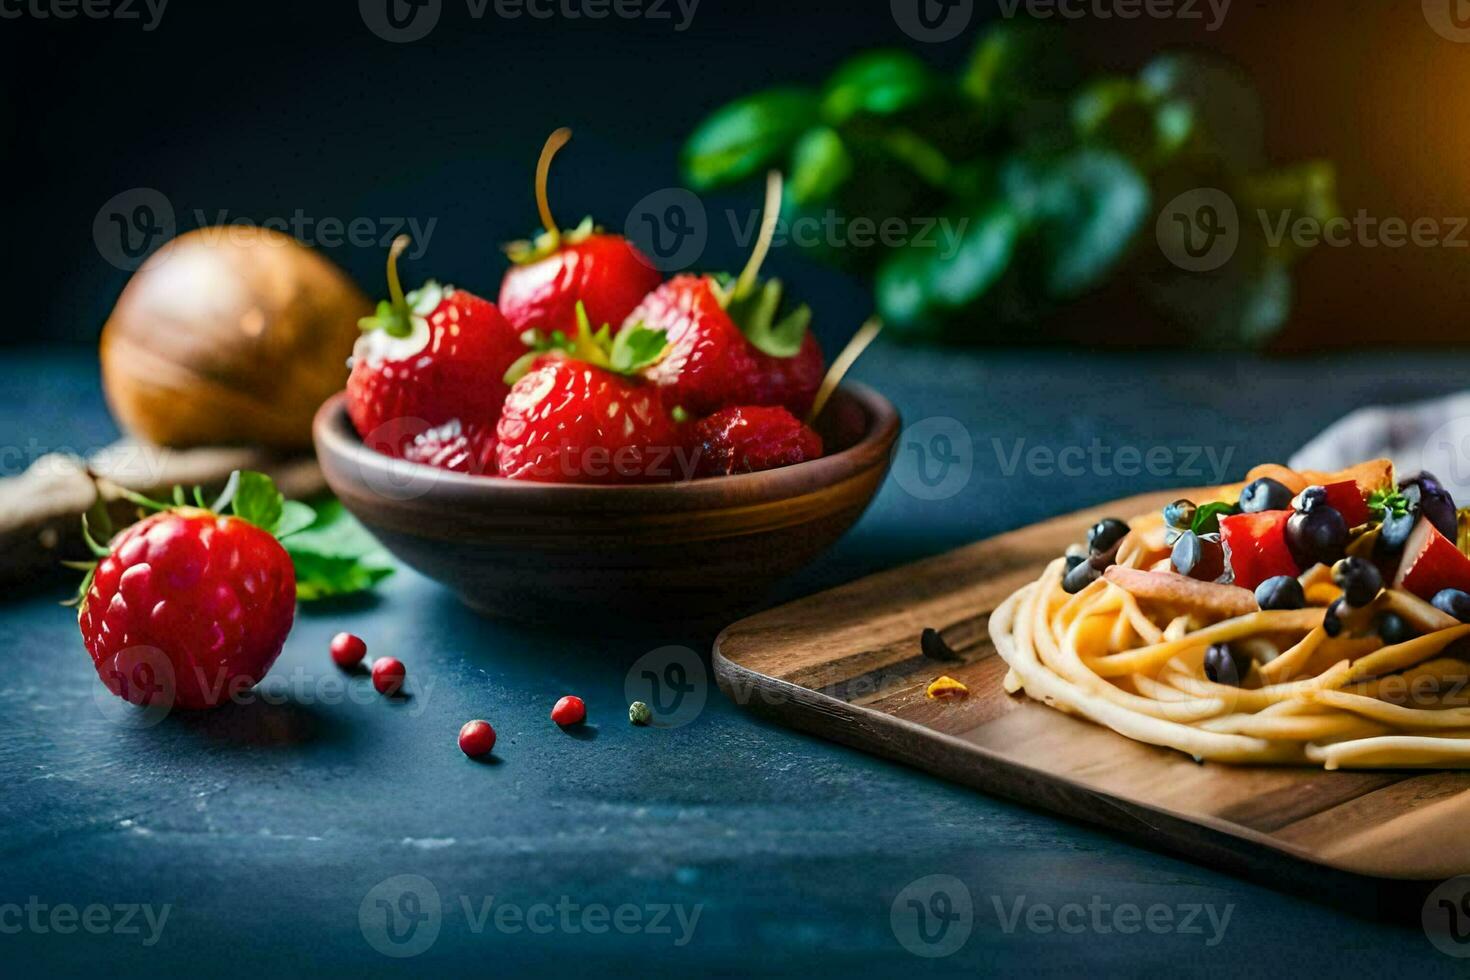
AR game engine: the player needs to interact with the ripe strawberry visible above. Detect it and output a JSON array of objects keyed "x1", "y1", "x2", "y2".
[
  {"x1": 401, "y1": 419, "x2": 499, "y2": 476},
  {"x1": 499, "y1": 128, "x2": 661, "y2": 337},
  {"x1": 348, "y1": 237, "x2": 524, "y2": 457},
  {"x1": 496, "y1": 304, "x2": 680, "y2": 483},
  {"x1": 626, "y1": 173, "x2": 823, "y2": 417},
  {"x1": 629, "y1": 274, "x2": 823, "y2": 417},
  {"x1": 501, "y1": 226, "x2": 661, "y2": 338},
  {"x1": 690, "y1": 405, "x2": 823, "y2": 477},
  {"x1": 73, "y1": 472, "x2": 302, "y2": 712}
]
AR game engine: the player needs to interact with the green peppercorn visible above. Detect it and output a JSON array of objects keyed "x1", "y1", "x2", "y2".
[{"x1": 628, "y1": 701, "x2": 652, "y2": 726}]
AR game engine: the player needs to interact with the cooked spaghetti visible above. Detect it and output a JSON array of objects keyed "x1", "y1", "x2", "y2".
[{"x1": 988, "y1": 462, "x2": 1470, "y2": 769}]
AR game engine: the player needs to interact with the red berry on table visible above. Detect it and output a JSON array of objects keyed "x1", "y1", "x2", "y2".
[
  {"x1": 329, "y1": 632, "x2": 367, "y2": 667},
  {"x1": 496, "y1": 304, "x2": 680, "y2": 484},
  {"x1": 74, "y1": 472, "x2": 299, "y2": 711},
  {"x1": 551, "y1": 695, "x2": 586, "y2": 726},
  {"x1": 458, "y1": 719, "x2": 497, "y2": 757},
  {"x1": 371, "y1": 656, "x2": 406, "y2": 696},
  {"x1": 690, "y1": 405, "x2": 823, "y2": 477},
  {"x1": 627, "y1": 172, "x2": 823, "y2": 417},
  {"x1": 498, "y1": 128, "x2": 662, "y2": 337},
  {"x1": 347, "y1": 236, "x2": 524, "y2": 460}
]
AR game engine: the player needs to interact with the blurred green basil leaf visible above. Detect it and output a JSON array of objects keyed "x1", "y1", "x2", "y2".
[
  {"x1": 681, "y1": 88, "x2": 819, "y2": 191},
  {"x1": 1004, "y1": 151, "x2": 1151, "y2": 300},
  {"x1": 820, "y1": 50, "x2": 935, "y2": 124},
  {"x1": 1139, "y1": 52, "x2": 1265, "y2": 171},
  {"x1": 788, "y1": 126, "x2": 853, "y2": 205},
  {"x1": 961, "y1": 22, "x2": 1081, "y2": 108},
  {"x1": 877, "y1": 202, "x2": 1021, "y2": 336},
  {"x1": 1072, "y1": 77, "x2": 1193, "y2": 172}
]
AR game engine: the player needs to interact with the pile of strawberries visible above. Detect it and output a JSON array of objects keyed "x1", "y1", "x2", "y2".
[{"x1": 347, "y1": 130, "x2": 827, "y2": 485}]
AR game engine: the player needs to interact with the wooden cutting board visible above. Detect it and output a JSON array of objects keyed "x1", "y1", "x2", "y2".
[{"x1": 713, "y1": 489, "x2": 1470, "y2": 908}]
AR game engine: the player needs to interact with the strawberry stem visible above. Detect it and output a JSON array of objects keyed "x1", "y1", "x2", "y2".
[
  {"x1": 806, "y1": 316, "x2": 883, "y2": 425},
  {"x1": 535, "y1": 127, "x2": 573, "y2": 251},
  {"x1": 734, "y1": 170, "x2": 783, "y2": 303},
  {"x1": 386, "y1": 235, "x2": 410, "y2": 312}
]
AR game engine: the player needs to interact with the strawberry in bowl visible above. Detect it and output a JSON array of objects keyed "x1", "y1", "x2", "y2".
[
  {"x1": 628, "y1": 172, "x2": 824, "y2": 418},
  {"x1": 498, "y1": 128, "x2": 663, "y2": 338},
  {"x1": 347, "y1": 236, "x2": 523, "y2": 469}
]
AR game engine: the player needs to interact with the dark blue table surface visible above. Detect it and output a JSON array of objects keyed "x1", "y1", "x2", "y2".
[{"x1": 6, "y1": 347, "x2": 1470, "y2": 978}]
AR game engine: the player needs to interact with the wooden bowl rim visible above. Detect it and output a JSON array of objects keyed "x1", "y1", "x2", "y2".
[{"x1": 313, "y1": 384, "x2": 901, "y2": 514}]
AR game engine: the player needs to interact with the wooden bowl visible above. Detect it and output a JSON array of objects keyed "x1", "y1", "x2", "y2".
[{"x1": 312, "y1": 386, "x2": 900, "y2": 625}]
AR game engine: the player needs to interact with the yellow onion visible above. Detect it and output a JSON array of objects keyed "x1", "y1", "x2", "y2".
[{"x1": 101, "y1": 226, "x2": 370, "y2": 450}]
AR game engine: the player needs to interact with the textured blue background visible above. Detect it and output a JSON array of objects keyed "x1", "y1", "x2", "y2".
[{"x1": 5, "y1": 350, "x2": 1470, "y2": 977}]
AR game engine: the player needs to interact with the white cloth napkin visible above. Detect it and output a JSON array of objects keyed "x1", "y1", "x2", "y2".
[{"x1": 1291, "y1": 393, "x2": 1470, "y2": 501}]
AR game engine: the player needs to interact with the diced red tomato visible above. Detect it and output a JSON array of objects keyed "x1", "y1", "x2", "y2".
[
  {"x1": 1321, "y1": 480, "x2": 1370, "y2": 528},
  {"x1": 1219, "y1": 510, "x2": 1299, "y2": 592},
  {"x1": 1393, "y1": 518, "x2": 1470, "y2": 600}
]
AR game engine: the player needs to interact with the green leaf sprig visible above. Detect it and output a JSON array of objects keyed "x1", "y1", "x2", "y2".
[{"x1": 503, "y1": 301, "x2": 669, "y2": 386}]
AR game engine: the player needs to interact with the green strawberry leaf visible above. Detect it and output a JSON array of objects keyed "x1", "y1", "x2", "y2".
[
  {"x1": 504, "y1": 216, "x2": 596, "y2": 265},
  {"x1": 358, "y1": 280, "x2": 444, "y2": 339},
  {"x1": 609, "y1": 323, "x2": 671, "y2": 373},
  {"x1": 275, "y1": 501, "x2": 318, "y2": 540},
  {"x1": 722, "y1": 278, "x2": 811, "y2": 358},
  {"x1": 230, "y1": 471, "x2": 284, "y2": 533},
  {"x1": 282, "y1": 498, "x2": 395, "y2": 601}
]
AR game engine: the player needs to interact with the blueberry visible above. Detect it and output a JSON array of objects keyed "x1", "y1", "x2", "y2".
[
  {"x1": 1432, "y1": 588, "x2": 1470, "y2": 623},
  {"x1": 1292, "y1": 485, "x2": 1329, "y2": 513},
  {"x1": 1375, "y1": 509, "x2": 1415, "y2": 559},
  {"x1": 1254, "y1": 575, "x2": 1305, "y2": 611},
  {"x1": 1401, "y1": 473, "x2": 1458, "y2": 542},
  {"x1": 1088, "y1": 518, "x2": 1130, "y2": 556},
  {"x1": 1064, "y1": 554, "x2": 1086, "y2": 573},
  {"x1": 1172, "y1": 531, "x2": 1201, "y2": 575},
  {"x1": 1324, "y1": 598, "x2": 1347, "y2": 637},
  {"x1": 1162, "y1": 499, "x2": 1196, "y2": 530},
  {"x1": 1203, "y1": 643, "x2": 1251, "y2": 686},
  {"x1": 1239, "y1": 477, "x2": 1293, "y2": 514},
  {"x1": 1375, "y1": 611, "x2": 1415, "y2": 645},
  {"x1": 1331, "y1": 557, "x2": 1383, "y2": 607},
  {"x1": 1286, "y1": 505, "x2": 1349, "y2": 568},
  {"x1": 1063, "y1": 559, "x2": 1101, "y2": 595}
]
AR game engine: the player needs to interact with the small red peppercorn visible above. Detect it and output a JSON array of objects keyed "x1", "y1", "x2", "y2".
[
  {"x1": 371, "y1": 657, "x2": 406, "y2": 696},
  {"x1": 550, "y1": 695, "x2": 586, "y2": 726},
  {"x1": 458, "y1": 720, "x2": 496, "y2": 757},
  {"x1": 330, "y1": 632, "x2": 367, "y2": 667}
]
